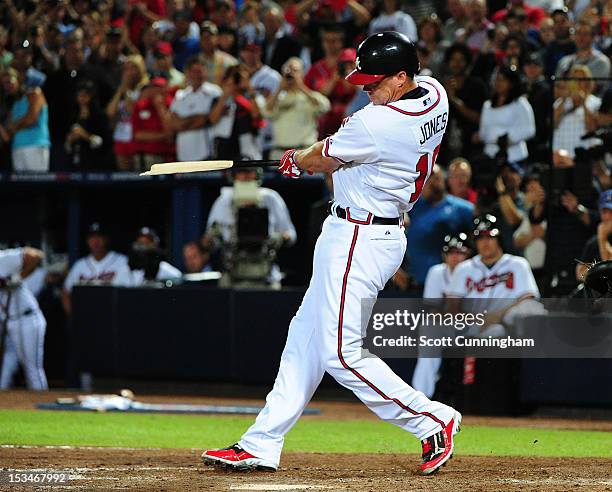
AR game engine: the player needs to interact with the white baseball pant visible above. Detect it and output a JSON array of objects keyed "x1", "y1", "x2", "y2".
[
  {"x1": 239, "y1": 215, "x2": 455, "y2": 466},
  {"x1": 0, "y1": 312, "x2": 48, "y2": 390}
]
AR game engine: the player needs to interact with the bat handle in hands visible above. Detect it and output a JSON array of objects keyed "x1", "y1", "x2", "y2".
[{"x1": 278, "y1": 149, "x2": 307, "y2": 179}]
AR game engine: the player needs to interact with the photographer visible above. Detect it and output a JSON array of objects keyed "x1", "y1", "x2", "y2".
[
  {"x1": 265, "y1": 57, "x2": 330, "y2": 160},
  {"x1": 204, "y1": 168, "x2": 296, "y2": 288},
  {"x1": 127, "y1": 227, "x2": 181, "y2": 286},
  {"x1": 474, "y1": 64, "x2": 535, "y2": 167},
  {"x1": 552, "y1": 65, "x2": 601, "y2": 158},
  {"x1": 209, "y1": 64, "x2": 264, "y2": 160}
]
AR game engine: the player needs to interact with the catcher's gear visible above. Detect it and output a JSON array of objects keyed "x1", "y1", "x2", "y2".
[
  {"x1": 346, "y1": 31, "x2": 420, "y2": 86},
  {"x1": 472, "y1": 214, "x2": 502, "y2": 241},
  {"x1": 583, "y1": 260, "x2": 612, "y2": 298},
  {"x1": 278, "y1": 149, "x2": 303, "y2": 179},
  {"x1": 442, "y1": 233, "x2": 471, "y2": 254}
]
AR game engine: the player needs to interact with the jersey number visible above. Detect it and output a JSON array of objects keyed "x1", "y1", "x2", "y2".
[{"x1": 409, "y1": 144, "x2": 441, "y2": 204}]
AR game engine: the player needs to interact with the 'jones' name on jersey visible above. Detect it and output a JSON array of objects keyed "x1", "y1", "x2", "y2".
[{"x1": 418, "y1": 112, "x2": 448, "y2": 145}]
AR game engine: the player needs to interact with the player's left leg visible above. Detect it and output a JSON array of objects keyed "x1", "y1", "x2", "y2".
[
  {"x1": 0, "y1": 334, "x2": 20, "y2": 389},
  {"x1": 13, "y1": 315, "x2": 48, "y2": 391},
  {"x1": 321, "y1": 222, "x2": 460, "y2": 474},
  {"x1": 202, "y1": 255, "x2": 328, "y2": 470}
]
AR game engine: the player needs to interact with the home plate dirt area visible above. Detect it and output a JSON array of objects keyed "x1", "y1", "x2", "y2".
[
  {"x1": 3, "y1": 447, "x2": 612, "y2": 491},
  {"x1": 2, "y1": 391, "x2": 612, "y2": 491}
]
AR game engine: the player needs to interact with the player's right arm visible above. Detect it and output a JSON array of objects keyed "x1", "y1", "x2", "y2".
[
  {"x1": 61, "y1": 260, "x2": 82, "y2": 316},
  {"x1": 295, "y1": 141, "x2": 342, "y2": 174},
  {"x1": 21, "y1": 247, "x2": 44, "y2": 279},
  {"x1": 288, "y1": 113, "x2": 379, "y2": 175}
]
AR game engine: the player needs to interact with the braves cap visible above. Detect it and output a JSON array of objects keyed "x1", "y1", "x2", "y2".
[{"x1": 599, "y1": 189, "x2": 612, "y2": 210}]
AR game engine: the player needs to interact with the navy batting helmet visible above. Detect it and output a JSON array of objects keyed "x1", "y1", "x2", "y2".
[
  {"x1": 583, "y1": 260, "x2": 612, "y2": 298},
  {"x1": 345, "y1": 31, "x2": 420, "y2": 86},
  {"x1": 472, "y1": 214, "x2": 501, "y2": 240},
  {"x1": 442, "y1": 233, "x2": 471, "y2": 254}
]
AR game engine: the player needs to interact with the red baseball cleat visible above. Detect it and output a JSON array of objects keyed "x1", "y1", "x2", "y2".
[
  {"x1": 201, "y1": 444, "x2": 277, "y2": 471},
  {"x1": 419, "y1": 411, "x2": 462, "y2": 475}
]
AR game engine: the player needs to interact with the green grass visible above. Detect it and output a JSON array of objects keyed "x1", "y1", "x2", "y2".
[{"x1": 1, "y1": 410, "x2": 611, "y2": 458}]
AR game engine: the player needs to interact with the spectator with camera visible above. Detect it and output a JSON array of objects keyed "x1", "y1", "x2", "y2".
[
  {"x1": 553, "y1": 65, "x2": 601, "y2": 158},
  {"x1": 455, "y1": 0, "x2": 493, "y2": 52},
  {"x1": 576, "y1": 190, "x2": 612, "y2": 281},
  {"x1": 209, "y1": 64, "x2": 264, "y2": 160},
  {"x1": 265, "y1": 56, "x2": 330, "y2": 160},
  {"x1": 238, "y1": 41, "x2": 281, "y2": 156},
  {"x1": 2, "y1": 66, "x2": 50, "y2": 172},
  {"x1": 475, "y1": 64, "x2": 535, "y2": 167},
  {"x1": 107, "y1": 54, "x2": 149, "y2": 171},
  {"x1": 127, "y1": 227, "x2": 181, "y2": 285},
  {"x1": 131, "y1": 76, "x2": 175, "y2": 169},
  {"x1": 238, "y1": 1, "x2": 266, "y2": 46},
  {"x1": 169, "y1": 55, "x2": 222, "y2": 162},
  {"x1": 65, "y1": 80, "x2": 113, "y2": 170}
]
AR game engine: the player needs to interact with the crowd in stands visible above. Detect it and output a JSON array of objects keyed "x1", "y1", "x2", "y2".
[{"x1": 1, "y1": 0, "x2": 611, "y2": 295}]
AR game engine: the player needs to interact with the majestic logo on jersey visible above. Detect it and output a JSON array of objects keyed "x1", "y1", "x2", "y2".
[
  {"x1": 465, "y1": 272, "x2": 514, "y2": 293},
  {"x1": 355, "y1": 57, "x2": 361, "y2": 70},
  {"x1": 418, "y1": 112, "x2": 448, "y2": 145}
]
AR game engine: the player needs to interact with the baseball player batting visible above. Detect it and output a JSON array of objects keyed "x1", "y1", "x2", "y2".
[{"x1": 202, "y1": 31, "x2": 461, "y2": 475}]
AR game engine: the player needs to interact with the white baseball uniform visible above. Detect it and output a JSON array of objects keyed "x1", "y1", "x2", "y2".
[
  {"x1": 447, "y1": 253, "x2": 542, "y2": 337},
  {"x1": 239, "y1": 75, "x2": 456, "y2": 467},
  {"x1": 64, "y1": 251, "x2": 130, "y2": 292},
  {"x1": 446, "y1": 254, "x2": 540, "y2": 310},
  {"x1": 0, "y1": 249, "x2": 48, "y2": 390},
  {"x1": 411, "y1": 262, "x2": 454, "y2": 398}
]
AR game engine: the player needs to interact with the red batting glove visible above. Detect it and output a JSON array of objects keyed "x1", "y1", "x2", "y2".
[{"x1": 278, "y1": 149, "x2": 303, "y2": 179}]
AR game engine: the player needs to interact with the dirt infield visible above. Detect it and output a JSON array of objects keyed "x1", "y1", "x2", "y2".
[
  {"x1": 3, "y1": 446, "x2": 612, "y2": 491},
  {"x1": 2, "y1": 391, "x2": 612, "y2": 491}
]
